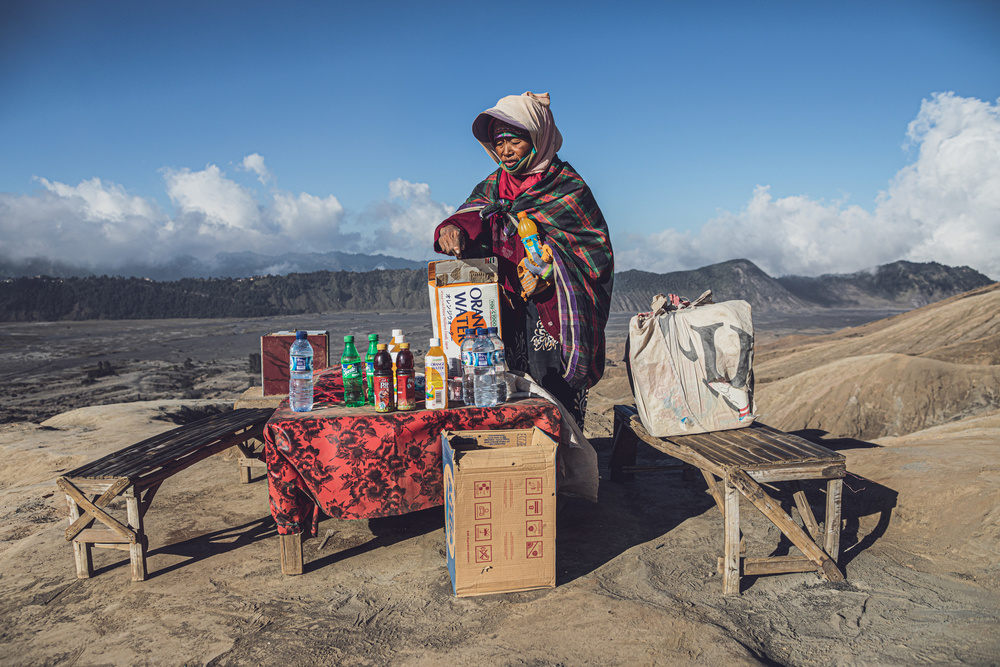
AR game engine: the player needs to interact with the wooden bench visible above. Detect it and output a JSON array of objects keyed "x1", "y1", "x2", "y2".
[
  {"x1": 610, "y1": 404, "x2": 846, "y2": 595},
  {"x1": 233, "y1": 387, "x2": 284, "y2": 483},
  {"x1": 57, "y1": 407, "x2": 274, "y2": 581}
]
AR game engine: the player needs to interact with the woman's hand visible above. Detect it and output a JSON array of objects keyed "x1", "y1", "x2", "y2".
[{"x1": 438, "y1": 224, "x2": 466, "y2": 258}]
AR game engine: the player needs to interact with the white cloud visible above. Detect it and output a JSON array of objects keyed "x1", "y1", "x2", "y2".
[
  {"x1": 240, "y1": 153, "x2": 273, "y2": 185},
  {"x1": 0, "y1": 157, "x2": 448, "y2": 273},
  {"x1": 163, "y1": 164, "x2": 263, "y2": 232},
  {"x1": 617, "y1": 92, "x2": 1000, "y2": 279},
  {"x1": 0, "y1": 178, "x2": 168, "y2": 266},
  {"x1": 359, "y1": 178, "x2": 456, "y2": 260}
]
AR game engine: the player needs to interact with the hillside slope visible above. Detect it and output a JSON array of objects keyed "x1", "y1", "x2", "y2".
[
  {"x1": 756, "y1": 282, "x2": 1000, "y2": 383},
  {"x1": 755, "y1": 282, "x2": 1000, "y2": 438}
]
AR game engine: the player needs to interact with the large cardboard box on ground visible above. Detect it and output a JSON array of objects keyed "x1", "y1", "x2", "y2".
[
  {"x1": 261, "y1": 331, "x2": 330, "y2": 396},
  {"x1": 427, "y1": 258, "x2": 502, "y2": 382},
  {"x1": 442, "y1": 428, "x2": 557, "y2": 597}
]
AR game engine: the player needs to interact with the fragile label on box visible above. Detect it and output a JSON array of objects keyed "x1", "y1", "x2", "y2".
[{"x1": 442, "y1": 428, "x2": 557, "y2": 597}]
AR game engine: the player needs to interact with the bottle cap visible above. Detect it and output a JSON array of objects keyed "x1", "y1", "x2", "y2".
[
  {"x1": 429, "y1": 337, "x2": 440, "y2": 346},
  {"x1": 368, "y1": 333, "x2": 378, "y2": 341},
  {"x1": 392, "y1": 329, "x2": 403, "y2": 338},
  {"x1": 296, "y1": 330, "x2": 307, "y2": 339},
  {"x1": 377, "y1": 343, "x2": 388, "y2": 350},
  {"x1": 487, "y1": 327, "x2": 498, "y2": 335},
  {"x1": 401, "y1": 342, "x2": 410, "y2": 349},
  {"x1": 344, "y1": 335, "x2": 354, "y2": 342},
  {"x1": 477, "y1": 328, "x2": 487, "y2": 336}
]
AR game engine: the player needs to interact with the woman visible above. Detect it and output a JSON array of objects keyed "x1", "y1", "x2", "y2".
[{"x1": 435, "y1": 91, "x2": 614, "y2": 427}]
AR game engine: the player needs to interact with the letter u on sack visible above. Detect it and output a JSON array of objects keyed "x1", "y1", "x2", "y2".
[{"x1": 627, "y1": 291, "x2": 756, "y2": 437}]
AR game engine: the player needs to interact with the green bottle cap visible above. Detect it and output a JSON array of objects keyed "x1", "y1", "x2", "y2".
[
  {"x1": 368, "y1": 333, "x2": 379, "y2": 340},
  {"x1": 344, "y1": 335, "x2": 354, "y2": 342}
]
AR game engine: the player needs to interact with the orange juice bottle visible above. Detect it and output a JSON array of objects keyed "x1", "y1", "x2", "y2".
[
  {"x1": 424, "y1": 337, "x2": 448, "y2": 409},
  {"x1": 517, "y1": 211, "x2": 544, "y2": 258}
]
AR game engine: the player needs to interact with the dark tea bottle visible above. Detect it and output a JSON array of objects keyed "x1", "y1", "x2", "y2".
[
  {"x1": 396, "y1": 342, "x2": 416, "y2": 411},
  {"x1": 372, "y1": 344, "x2": 395, "y2": 413}
]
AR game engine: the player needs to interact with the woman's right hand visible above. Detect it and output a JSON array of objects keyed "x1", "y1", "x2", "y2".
[{"x1": 438, "y1": 224, "x2": 466, "y2": 258}]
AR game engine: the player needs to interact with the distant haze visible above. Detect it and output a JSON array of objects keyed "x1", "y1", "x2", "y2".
[{"x1": 0, "y1": 93, "x2": 998, "y2": 281}]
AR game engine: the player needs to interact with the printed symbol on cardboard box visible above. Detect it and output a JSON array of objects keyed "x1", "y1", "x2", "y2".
[
  {"x1": 475, "y1": 545, "x2": 493, "y2": 563},
  {"x1": 525, "y1": 477, "x2": 542, "y2": 495},
  {"x1": 474, "y1": 480, "x2": 491, "y2": 498},
  {"x1": 526, "y1": 520, "x2": 543, "y2": 537},
  {"x1": 526, "y1": 541, "x2": 543, "y2": 559},
  {"x1": 525, "y1": 499, "x2": 543, "y2": 516},
  {"x1": 475, "y1": 502, "x2": 492, "y2": 520},
  {"x1": 475, "y1": 524, "x2": 492, "y2": 541}
]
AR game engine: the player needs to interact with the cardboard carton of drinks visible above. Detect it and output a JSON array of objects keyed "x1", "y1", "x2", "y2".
[{"x1": 427, "y1": 258, "x2": 502, "y2": 402}]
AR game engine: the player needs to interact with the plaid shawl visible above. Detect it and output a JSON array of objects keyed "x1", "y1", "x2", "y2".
[{"x1": 458, "y1": 157, "x2": 614, "y2": 389}]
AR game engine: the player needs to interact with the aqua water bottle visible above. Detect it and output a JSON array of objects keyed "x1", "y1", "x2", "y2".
[{"x1": 289, "y1": 331, "x2": 314, "y2": 412}]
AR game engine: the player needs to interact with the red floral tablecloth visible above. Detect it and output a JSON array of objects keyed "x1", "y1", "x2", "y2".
[{"x1": 264, "y1": 366, "x2": 561, "y2": 536}]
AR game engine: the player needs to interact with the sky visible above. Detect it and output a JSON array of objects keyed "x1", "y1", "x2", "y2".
[{"x1": 1, "y1": 0, "x2": 999, "y2": 279}]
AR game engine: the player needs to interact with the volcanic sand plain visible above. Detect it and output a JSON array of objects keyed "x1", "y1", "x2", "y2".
[{"x1": 0, "y1": 289, "x2": 998, "y2": 666}]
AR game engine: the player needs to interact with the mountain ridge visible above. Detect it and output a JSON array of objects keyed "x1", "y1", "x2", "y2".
[
  {"x1": 0, "y1": 259, "x2": 992, "y2": 322},
  {"x1": 0, "y1": 250, "x2": 426, "y2": 281}
]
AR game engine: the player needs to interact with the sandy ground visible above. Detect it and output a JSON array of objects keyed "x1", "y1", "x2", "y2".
[{"x1": 0, "y1": 309, "x2": 998, "y2": 666}]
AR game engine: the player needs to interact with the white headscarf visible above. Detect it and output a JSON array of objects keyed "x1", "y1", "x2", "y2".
[{"x1": 472, "y1": 91, "x2": 564, "y2": 175}]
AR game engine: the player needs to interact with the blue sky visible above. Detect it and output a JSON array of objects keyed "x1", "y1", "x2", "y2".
[{"x1": 2, "y1": 1, "x2": 999, "y2": 278}]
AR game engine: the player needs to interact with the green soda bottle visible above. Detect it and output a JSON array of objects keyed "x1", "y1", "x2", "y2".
[
  {"x1": 341, "y1": 335, "x2": 365, "y2": 407},
  {"x1": 364, "y1": 333, "x2": 379, "y2": 404}
]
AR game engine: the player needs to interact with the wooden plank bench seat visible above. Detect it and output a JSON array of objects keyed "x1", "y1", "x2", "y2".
[
  {"x1": 57, "y1": 407, "x2": 274, "y2": 581},
  {"x1": 610, "y1": 404, "x2": 846, "y2": 595}
]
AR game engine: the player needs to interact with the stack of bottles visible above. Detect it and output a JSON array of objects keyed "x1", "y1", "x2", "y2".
[
  {"x1": 298, "y1": 326, "x2": 511, "y2": 413},
  {"x1": 461, "y1": 327, "x2": 504, "y2": 408}
]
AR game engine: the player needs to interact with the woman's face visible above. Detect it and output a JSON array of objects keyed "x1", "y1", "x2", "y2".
[{"x1": 493, "y1": 135, "x2": 533, "y2": 171}]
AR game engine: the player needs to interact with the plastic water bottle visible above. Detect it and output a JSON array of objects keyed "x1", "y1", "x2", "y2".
[
  {"x1": 289, "y1": 331, "x2": 314, "y2": 412},
  {"x1": 487, "y1": 326, "x2": 507, "y2": 404},
  {"x1": 461, "y1": 331, "x2": 477, "y2": 406},
  {"x1": 471, "y1": 328, "x2": 497, "y2": 408}
]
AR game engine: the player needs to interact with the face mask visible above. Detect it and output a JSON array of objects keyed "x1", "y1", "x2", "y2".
[{"x1": 499, "y1": 146, "x2": 537, "y2": 174}]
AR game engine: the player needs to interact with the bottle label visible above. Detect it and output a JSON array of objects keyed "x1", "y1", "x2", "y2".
[
  {"x1": 397, "y1": 372, "x2": 416, "y2": 411},
  {"x1": 342, "y1": 361, "x2": 363, "y2": 380},
  {"x1": 373, "y1": 374, "x2": 395, "y2": 412},
  {"x1": 425, "y1": 356, "x2": 448, "y2": 409},
  {"x1": 290, "y1": 355, "x2": 313, "y2": 372},
  {"x1": 462, "y1": 351, "x2": 493, "y2": 367},
  {"x1": 494, "y1": 349, "x2": 505, "y2": 365}
]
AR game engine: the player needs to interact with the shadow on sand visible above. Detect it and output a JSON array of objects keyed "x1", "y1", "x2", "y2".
[{"x1": 90, "y1": 434, "x2": 897, "y2": 587}]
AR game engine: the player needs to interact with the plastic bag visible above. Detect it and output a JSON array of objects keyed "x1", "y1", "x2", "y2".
[{"x1": 627, "y1": 290, "x2": 755, "y2": 437}]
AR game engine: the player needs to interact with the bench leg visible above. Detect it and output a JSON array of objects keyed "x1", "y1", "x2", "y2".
[
  {"x1": 239, "y1": 455, "x2": 253, "y2": 484},
  {"x1": 723, "y1": 473, "x2": 741, "y2": 596},
  {"x1": 124, "y1": 488, "x2": 147, "y2": 582},
  {"x1": 824, "y1": 478, "x2": 843, "y2": 562},
  {"x1": 67, "y1": 497, "x2": 94, "y2": 579},
  {"x1": 791, "y1": 480, "x2": 821, "y2": 539},
  {"x1": 280, "y1": 533, "x2": 303, "y2": 575},
  {"x1": 729, "y1": 469, "x2": 844, "y2": 583}
]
